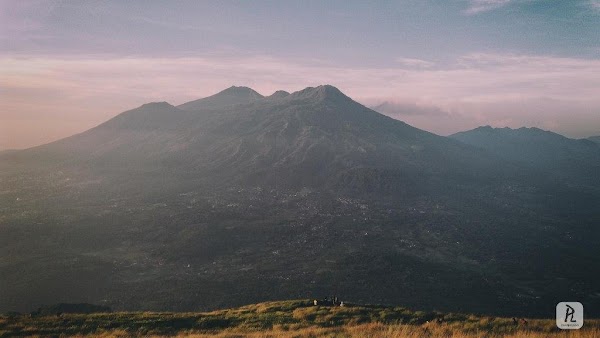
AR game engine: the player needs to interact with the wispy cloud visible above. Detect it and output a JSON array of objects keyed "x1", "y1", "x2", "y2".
[
  {"x1": 463, "y1": 0, "x2": 513, "y2": 15},
  {"x1": 396, "y1": 57, "x2": 435, "y2": 68}
]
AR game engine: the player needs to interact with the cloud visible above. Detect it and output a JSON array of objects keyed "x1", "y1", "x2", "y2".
[
  {"x1": 396, "y1": 58, "x2": 435, "y2": 68},
  {"x1": 463, "y1": 0, "x2": 513, "y2": 15},
  {"x1": 369, "y1": 101, "x2": 477, "y2": 136},
  {"x1": 1, "y1": 51, "x2": 600, "y2": 148},
  {"x1": 371, "y1": 102, "x2": 450, "y2": 117}
]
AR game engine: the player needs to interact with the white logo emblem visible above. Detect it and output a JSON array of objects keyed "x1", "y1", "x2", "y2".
[{"x1": 556, "y1": 302, "x2": 583, "y2": 329}]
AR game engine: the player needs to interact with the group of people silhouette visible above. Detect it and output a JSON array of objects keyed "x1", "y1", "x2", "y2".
[{"x1": 313, "y1": 296, "x2": 344, "y2": 306}]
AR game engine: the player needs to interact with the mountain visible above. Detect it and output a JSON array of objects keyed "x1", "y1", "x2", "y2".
[
  {"x1": 1, "y1": 86, "x2": 599, "y2": 317},
  {"x1": 267, "y1": 90, "x2": 290, "y2": 99},
  {"x1": 450, "y1": 126, "x2": 600, "y2": 186},
  {"x1": 0, "y1": 149, "x2": 19, "y2": 156},
  {"x1": 589, "y1": 135, "x2": 600, "y2": 144},
  {"x1": 5, "y1": 85, "x2": 501, "y2": 189},
  {"x1": 177, "y1": 86, "x2": 264, "y2": 111}
]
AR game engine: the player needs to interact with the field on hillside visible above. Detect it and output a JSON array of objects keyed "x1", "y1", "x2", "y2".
[{"x1": 1, "y1": 300, "x2": 597, "y2": 337}]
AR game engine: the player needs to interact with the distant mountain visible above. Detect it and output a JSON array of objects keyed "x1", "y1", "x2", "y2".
[
  {"x1": 588, "y1": 135, "x2": 600, "y2": 144},
  {"x1": 267, "y1": 90, "x2": 290, "y2": 99},
  {"x1": 450, "y1": 126, "x2": 600, "y2": 186},
  {"x1": 177, "y1": 86, "x2": 264, "y2": 111},
  {"x1": 0, "y1": 149, "x2": 19, "y2": 156},
  {"x1": 1, "y1": 86, "x2": 599, "y2": 317}
]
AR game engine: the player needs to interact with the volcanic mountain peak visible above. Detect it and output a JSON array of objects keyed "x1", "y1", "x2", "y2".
[
  {"x1": 177, "y1": 85, "x2": 264, "y2": 111},
  {"x1": 288, "y1": 85, "x2": 350, "y2": 102},
  {"x1": 137, "y1": 101, "x2": 177, "y2": 111},
  {"x1": 220, "y1": 85, "x2": 263, "y2": 97},
  {"x1": 267, "y1": 90, "x2": 290, "y2": 99},
  {"x1": 175, "y1": 85, "x2": 353, "y2": 111}
]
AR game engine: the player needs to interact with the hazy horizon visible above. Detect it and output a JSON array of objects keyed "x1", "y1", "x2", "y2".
[{"x1": 2, "y1": 0, "x2": 600, "y2": 150}]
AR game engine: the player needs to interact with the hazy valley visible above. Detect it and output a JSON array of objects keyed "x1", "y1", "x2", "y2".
[{"x1": 1, "y1": 85, "x2": 599, "y2": 319}]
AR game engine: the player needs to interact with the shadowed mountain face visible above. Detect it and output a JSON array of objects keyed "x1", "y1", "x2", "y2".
[
  {"x1": 450, "y1": 126, "x2": 600, "y2": 186},
  {"x1": 1, "y1": 86, "x2": 599, "y2": 317},
  {"x1": 589, "y1": 136, "x2": 600, "y2": 145}
]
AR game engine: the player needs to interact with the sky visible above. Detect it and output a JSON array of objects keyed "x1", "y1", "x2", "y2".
[{"x1": 1, "y1": 0, "x2": 600, "y2": 150}]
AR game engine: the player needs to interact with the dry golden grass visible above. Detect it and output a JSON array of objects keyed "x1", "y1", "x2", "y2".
[
  {"x1": 169, "y1": 324, "x2": 600, "y2": 338},
  {"x1": 139, "y1": 323, "x2": 600, "y2": 338},
  {"x1": 2, "y1": 300, "x2": 597, "y2": 337}
]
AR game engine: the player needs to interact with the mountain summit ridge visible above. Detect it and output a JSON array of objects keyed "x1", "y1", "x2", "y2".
[
  {"x1": 177, "y1": 85, "x2": 264, "y2": 111},
  {"x1": 285, "y1": 85, "x2": 350, "y2": 103},
  {"x1": 177, "y1": 84, "x2": 353, "y2": 112},
  {"x1": 450, "y1": 125, "x2": 600, "y2": 185}
]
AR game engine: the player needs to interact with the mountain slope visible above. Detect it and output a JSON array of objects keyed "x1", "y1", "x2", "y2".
[
  {"x1": 267, "y1": 90, "x2": 290, "y2": 99},
  {"x1": 589, "y1": 135, "x2": 600, "y2": 145},
  {"x1": 450, "y1": 126, "x2": 600, "y2": 186},
  {"x1": 177, "y1": 86, "x2": 264, "y2": 111},
  {"x1": 1, "y1": 87, "x2": 599, "y2": 317}
]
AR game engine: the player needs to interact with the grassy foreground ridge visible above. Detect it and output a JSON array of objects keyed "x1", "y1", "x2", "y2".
[{"x1": 1, "y1": 300, "x2": 597, "y2": 337}]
